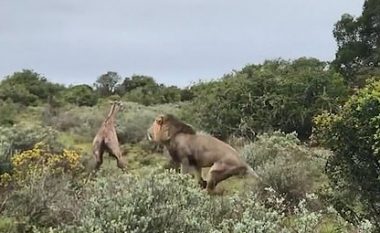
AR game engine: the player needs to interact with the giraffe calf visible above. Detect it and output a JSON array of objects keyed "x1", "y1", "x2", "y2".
[{"x1": 92, "y1": 101, "x2": 126, "y2": 170}]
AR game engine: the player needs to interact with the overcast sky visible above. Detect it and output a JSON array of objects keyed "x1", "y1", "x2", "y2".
[{"x1": 0, "y1": 0, "x2": 363, "y2": 87}]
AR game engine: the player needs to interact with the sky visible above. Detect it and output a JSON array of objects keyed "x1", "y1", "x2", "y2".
[{"x1": 0, "y1": 0, "x2": 363, "y2": 87}]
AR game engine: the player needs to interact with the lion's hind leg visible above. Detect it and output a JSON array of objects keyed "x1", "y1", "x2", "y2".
[
  {"x1": 206, "y1": 162, "x2": 246, "y2": 193},
  {"x1": 205, "y1": 162, "x2": 226, "y2": 192}
]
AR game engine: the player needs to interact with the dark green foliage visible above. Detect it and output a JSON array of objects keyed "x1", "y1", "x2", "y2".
[
  {"x1": 0, "y1": 70, "x2": 65, "y2": 106},
  {"x1": 0, "y1": 100, "x2": 18, "y2": 126},
  {"x1": 117, "y1": 75, "x2": 158, "y2": 95},
  {"x1": 333, "y1": 0, "x2": 380, "y2": 86},
  {"x1": 182, "y1": 58, "x2": 348, "y2": 140},
  {"x1": 115, "y1": 75, "x2": 183, "y2": 105},
  {"x1": 123, "y1": 85, "x2": 161, "y2": 105},
  {"x1": 62, "y1": 84, "x2": 98, "y2": 106},
  {"x1": 314, "y1": 80, "x2": 380, "y2": 229},
  {"x1": 124, "y1": 84, "x2": 182, "y2": 106},
  {"x1": 94, "y1": 71, "x2": 121, "y2": 97},
  {"x1": 180, "y1": 88, "x2": 195, "y2": 101}
]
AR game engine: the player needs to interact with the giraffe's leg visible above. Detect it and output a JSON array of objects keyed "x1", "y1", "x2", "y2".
[
  {"x1": 105, "y1": 136, "x2": 126, "y2": 170},
  {"x1": 93, "y1": 140, "x2": 104, "y2": 170}
]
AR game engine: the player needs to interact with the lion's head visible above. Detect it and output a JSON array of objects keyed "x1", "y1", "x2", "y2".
[{"x1": 147, "y1": 114, "x2": 196, "y2": 144}]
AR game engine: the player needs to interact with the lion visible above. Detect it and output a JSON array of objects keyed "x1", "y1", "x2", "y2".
[{"x1": 146, "y1": 114, "x2": 260, "y2": 192}]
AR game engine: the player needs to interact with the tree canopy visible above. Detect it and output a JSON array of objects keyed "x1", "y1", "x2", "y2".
[
  {"x1": 0, "y1": 70, "x2": 64, "y2": 106},
  {"x1": 333, "y1": 0, "x2": 380, "y2": 87},
  {"x1": 182, "y1": 58, "x2": 349, "y2": 140}
]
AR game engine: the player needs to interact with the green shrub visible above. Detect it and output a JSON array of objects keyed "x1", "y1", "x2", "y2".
[
  {"x1": 1, "y1": 165, "x2": 360, "y2": 233},
  {"x1": 115, "y1": 103, "x2": 163, "y2": 144},
  {"x1": 314, "y1": 80, "x2": 380, "y2": 229},
  {"x1": 0, "y1": 99, "x2": 18, "y2": 126},
  {"x1": 0, "y1": 70, "x2": 64, "y2": 106},
  {"x1": 29, "y1": 170, "x2": 330, "y2": 233},
  {"x1": 0, "y1": 125, "x2": 62, "y2": 155},
  {"x1": 49, "y1": 105, "x2": 103, "y2": 138},
  {"x1": 0, "y1": 217, "x2": 17, "y2": 233},
  {"x1": 119, "y1": 75, "x2": 182, "y2": 106},
  {"x1": 62, "y1": 84, "x2": 98, "y2": 106},
  {"x1": 182, "y1": 58, "x2": 348, "y2": 140},
  {"x1": 3, "y1": 172, "x2": 82, "y2": 232},
  {"x1": 241, "y1": 131, "x2": 328, "y2": 206},
  {"x1": 0, "y1": 125, "x2": 63, "y2": 175}
]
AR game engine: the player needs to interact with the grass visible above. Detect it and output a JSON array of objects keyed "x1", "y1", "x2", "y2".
[
  {"x1": 0, "y1": 217, "x2": 17, "y2": 233},
  {"x1": 14, "y1": 106, "x2": 44, "y2": 125}
]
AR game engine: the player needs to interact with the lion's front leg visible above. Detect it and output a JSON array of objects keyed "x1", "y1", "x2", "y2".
[
  {"x1": 195, "y1": 166, "x2": 207, "y2": 189},
  {"x1": 181, "y1": 158, "x2": 206, "y2": 188},
  {"x1": 180, "y1": 158, "x2": 191, "y2": 174}
]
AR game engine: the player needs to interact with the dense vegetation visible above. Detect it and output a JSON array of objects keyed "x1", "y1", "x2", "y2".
[
  {"x1": 181, "y1": 58, "x2": 348, "y2": 140},
  {"x1": 0, "y1": 1, "x2": 379, "y2": 232}
]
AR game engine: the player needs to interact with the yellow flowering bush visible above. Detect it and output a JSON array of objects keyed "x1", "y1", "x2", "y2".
[{"x1": 1, "y1": 142, "x2": 83, "y2": 185}]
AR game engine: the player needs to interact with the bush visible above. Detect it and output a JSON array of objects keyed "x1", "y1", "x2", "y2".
[
  {"x1": 25, "y1": 169, "x2": 345, "y2": 233},
  {"x1": 118, "y1": 75, "x2": 182, "y2": 105},
  {"x1": 49, "y1": 105, "x2": 103, "y2": 138},
  {"x1": 0, "y1": 100, "x2": 18, "y2": 126},
  {"x1": 241, "y1": 131, "x2": 328, "y2": 206},
  {"x1": 314, "y1": 80, "x2": 380, "y2": 229},
  {"x1": 182, "y1": 58, "x2": 348, "y2": 140},
  {"x1": 0, "y1": 163, "x2": 360, "y2": 233},
  {"x1": 115, "y1": 103, "x2": 164, "y2": 144},
  {"x1": 0, "y1": 142, "x2": 84, "y2": 231},
  {"x1": 0, "y1": 217, "x2": 17, "y2": 233},
  {"x1": 0, "y1": 125, "x2": 62, "y2": 154},
  {"x1": 0, "y1": 70, "x2": 64, "y2": 106},
  {"x1": 3, "y1": 172, "x2": 82, "y2": 231},
  {"x1": 0, "y1": 125, "x2": 62, "y2": 175},
  {"x1": 62, "y1": 84, "x2": 98, "y2": 106},
  {"x1": 2, "y1": 142, "x2": 83, "y2": 185}
]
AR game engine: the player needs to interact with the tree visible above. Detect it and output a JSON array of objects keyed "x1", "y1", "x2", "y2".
[
  {"x1": 117, "y1": 75, "x2": 157, "y2": 95},
  {"x1": 118, "y1": 75, "x2": 183, "y2": 105},
  {"x1": 182, "y1": 58, "x2": 349, "y2": 140},
  {"x1": 180, "y1": 88, "x2": 195, "y2": 102},
  {"x1": 94, "y1": 72, "x2": 121, "y2": 97},
  {"x1": 314, "y1": 79, "x2": 380, "y2": 229},
  {"x1": 62, "y1": 84, "x2": 98, "y2": 106},
  {"x1": 0, "y1": 70, "x2": 64, "y2": 106},
  {"x1": 333, "y1": 0, "x2": 380, "y2": 86},
  {"x1": 159, "y1": 86, "x2": 182, "y2": 103}
]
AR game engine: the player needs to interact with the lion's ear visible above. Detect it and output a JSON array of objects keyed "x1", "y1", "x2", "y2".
[{"x1": 156, "y1": 116, "x2": 164, "y2": 125}]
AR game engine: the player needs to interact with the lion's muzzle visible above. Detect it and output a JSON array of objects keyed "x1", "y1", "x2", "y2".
[
  {"x1": 146, "y1": 132, "x2": 152, "y2": 141},
  {"x1": 147, "y1": 129, "x2": 153, "y2": 141}
]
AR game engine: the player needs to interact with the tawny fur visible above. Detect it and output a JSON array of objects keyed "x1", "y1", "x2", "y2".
[
  {"x1": 147, "y1": 114, "x2": 259, "y2": 192},
  {"x1": 92, "y1": 101, "x2": 126, "y2": 170}
]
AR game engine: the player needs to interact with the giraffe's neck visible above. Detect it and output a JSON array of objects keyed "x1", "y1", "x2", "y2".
[{"x1": 104, "y1": 104, "x2": 119, "y2": 125}]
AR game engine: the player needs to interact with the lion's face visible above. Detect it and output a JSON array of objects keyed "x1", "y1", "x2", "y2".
[{"x1": 147, "y1": 115, "x2": 171, "y2": 143}]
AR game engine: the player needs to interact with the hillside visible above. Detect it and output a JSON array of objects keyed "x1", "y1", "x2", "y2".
[{"x1": 1, "y1": 1, "x2": 380, "y2": 230}]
